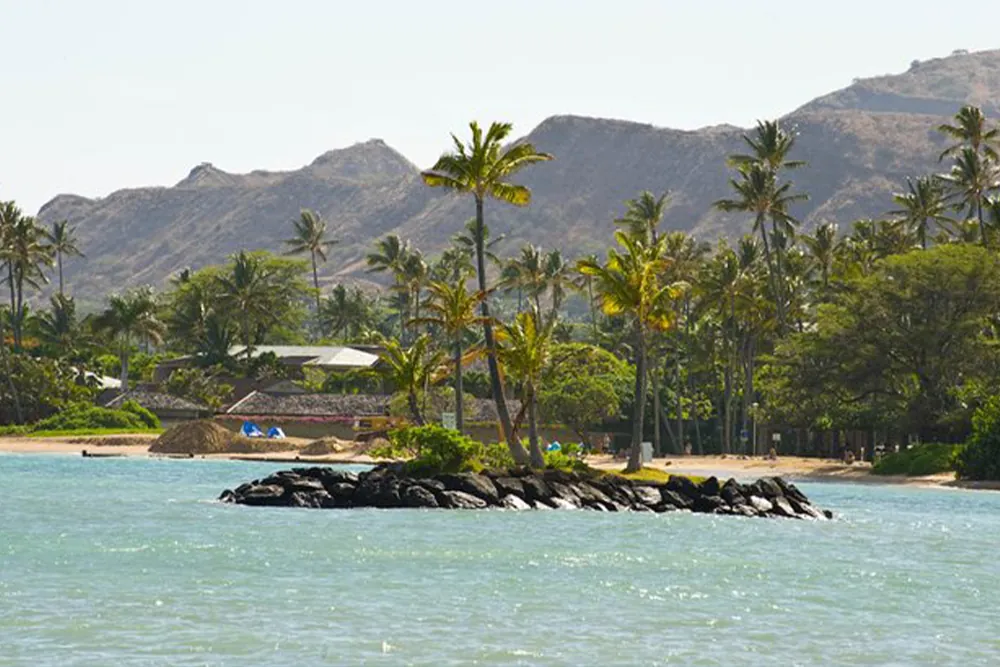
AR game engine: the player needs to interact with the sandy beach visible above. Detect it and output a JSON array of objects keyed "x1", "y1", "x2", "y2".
[{"x1": 4, "y1": 435, "x2": 997, "y2": 490}]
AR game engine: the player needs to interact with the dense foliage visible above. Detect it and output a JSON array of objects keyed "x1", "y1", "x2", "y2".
[
  {"x1": 872, "y1": 443, "x2": 962, "y2": 477},
  {"x1": 955, "y1": 397, "x2": 1000, "y2": 480}
]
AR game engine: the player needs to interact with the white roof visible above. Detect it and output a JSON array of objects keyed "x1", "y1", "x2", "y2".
[{"x1": 227, "y1": 345, "x2": 379, "y2": 369}]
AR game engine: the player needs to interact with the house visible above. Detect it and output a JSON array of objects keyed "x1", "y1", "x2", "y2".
[
  {"x1": 153, "y1": 345, "x2": 382, "y2": 383},
  {"x1": 105, "y1": 390, "x2": 213, "y2": 426}
]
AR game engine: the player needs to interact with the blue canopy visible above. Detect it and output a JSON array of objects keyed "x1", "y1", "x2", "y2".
[
  {"x1": 267, "y1": 426, "x2": 286, "y2": 439},
  {"x1": 241, "y1": 421, "x2": 264, "y2": 438}
]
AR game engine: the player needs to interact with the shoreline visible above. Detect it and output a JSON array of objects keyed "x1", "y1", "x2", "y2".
[{"x1": 2, "y1": 436, "x2": 998, "y2": 491}]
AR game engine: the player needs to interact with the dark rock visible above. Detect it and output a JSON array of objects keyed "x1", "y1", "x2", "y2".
[
  {"x1": 694, "y1": 495, "x2": 727, "y2": 513},
  {"x1": 327, "y1": 482, "x2": 357, "y2": 503},
  {"x1": 660, "y1": 489, "x2": 694, "y2": 510},
  {"x1": 437, "y1": 473, "x2": 500, "y2": 505},
  {"x1": 218, "y1": 489, "x2": 236, "y2": 503},
  {"x1": 438, "y1": 490, "x2": 488, "y2": 509},
  {"x1": 549, "y1": 497, "x2": 579, "y2": 510},
  {"x1": 699, "y1": 476, "x2": 721, "y2": 497},
  {"x1": 501, "y1": 494, "x2": 532, "y2": 510},
  {"x1": 493, "y1": 477, "x2": 525, "y2": 498},
  {"x1": 549, "y1": 482, "x2": 583, "y2": 508},
  {"x1": 239, "y1": 484, "x2": 286, "y2": 506},
  {"x1": 520, "y1": 476, "x2": 553, "y2": 503},
  {"x1": 775, "y1": 478, "x2": 809, "y2": 505},
  {"x1": 416, "y1": 478, "x2": 446, "y2": 493},
  {"x1": 403, "y1": 485, "x2": 439, "y2": 509},
  {"x1": 575, "y1": 482, "x2": 613, "y2": 508},
  {"x1": 666, "y1": 475, "x2": 700, "y2": 500},
  {"x1": 751, "y1": 478, "x2": 784, "y2": 500},
  {"x1": 720, "y1": 479, "x2": 748, "y2": 506},
  {"x1": 788, "y1": 497, "x2": 825, "y2": 519},
  {"x1": 285, "y1": 477, "x2": 327, "y2": 493},
  {"x1": 732, "y1": 504, "x2": 760, "y2": 518},
  {"x1": 823, "y1": 509, "x2": 834, "y2": 520}
]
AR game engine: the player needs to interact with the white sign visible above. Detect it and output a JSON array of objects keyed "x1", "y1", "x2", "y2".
[{"x1": 441, "y1": 412, "x2": 457, "y2": 430}]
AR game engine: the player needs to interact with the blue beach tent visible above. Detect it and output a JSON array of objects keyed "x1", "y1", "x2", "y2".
[
  {"x1": 241, "y1": 421, "x2": 265, "y2": 438},
  {"x1": 267, "y1": 426, "x2": 286, "y2": 439}
]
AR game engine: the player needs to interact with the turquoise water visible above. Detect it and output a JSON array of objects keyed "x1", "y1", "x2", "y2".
[{"x1": 2, "y1": 454, "x2": 999, "y2": 666}]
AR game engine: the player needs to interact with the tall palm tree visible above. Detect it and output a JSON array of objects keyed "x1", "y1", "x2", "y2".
[
  {"x1": 728, "y1": 119, "x2": 806, "y2": 172},
  {"x1": 367, "y1": 234, "x2": 414, "y2": 338},
  {"x1": 375, "y1": 334, "x2": 445, "y2": 425},
  {"x1": 575, "y1": 253, "x2": 601, "y2": 342},
  {"x1": 422, "y1": 121, "x2": 552, "y2": 465},
  {"x1": 501, "y1": 244, "x2": 547, "y2": 313},
  {"x1": 412, "y1": 280, "x2": 488, "y2": 434},
  {"x1": 46, "y1": 220, "x2": 84, "y2": 297},
  {"x1": 496, "y1": 308, "x2": 557, "y2": 468},
  {"x1": 937, "y1": 104, "x2": 1000, "y2": 162},
  {"x1": 93, "y1": 287, "x2": 165, "y2": 391},
  {"x1": 937, "y1": 147, "x2": 1000, "y2": 246},
  {"x1": 284, "y1": 209, "x2": 337, "y2": 316},
  {"x1": 216, "y1": 251, "x2": 276, "y2": 363},
  {"x1": 322, "y1": 284, "x2": 375, "y2": 340},
  {"x1": 889, "y1": 177, "x2": 954, "y2": 249},
  {"x1": 579, "y1": 231, "x2": 682, "y2": 472},
  {"x1": 715, "y1": 162, "x2": 806, "y2": 334},
  {"x1": 400, "y1": 250, "x2": 428, "y2": 339},
  {"x1": 542, "y1": 249, "x2": 574, "y2": 318},
  {"x1": 615, "y1": 190, "x2": 670, "y2": 242},
  {"x1": 36, "y1": 294, "x2": 88, "y2": 359}
]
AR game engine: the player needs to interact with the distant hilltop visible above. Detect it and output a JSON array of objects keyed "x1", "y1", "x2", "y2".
[{"x1": 38, "y1": 48, "x2": 1000, "y2": 304}]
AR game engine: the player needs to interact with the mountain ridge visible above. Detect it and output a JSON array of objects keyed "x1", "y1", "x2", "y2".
[{"x1": 35, "y1": 48, "x2": 1000, "y2": 306}]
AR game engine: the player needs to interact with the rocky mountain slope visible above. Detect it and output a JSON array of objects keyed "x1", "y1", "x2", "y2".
[{"x1": 38, "y1": 48, "x2": 1000, "y2": 305}]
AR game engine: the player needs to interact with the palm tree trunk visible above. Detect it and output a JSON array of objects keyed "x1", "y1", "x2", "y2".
[
  {"x1": 58, "y1": 251, "x2": 65, "y2": 297},
  {"x1": 120, "y1": 340, "x2": 130, "y2": 393},
  {"x1": 652, "y1": 364, "x2": 661, "y2": 456},
  {"x1": 475, "y1": 196, "x2": 529, "y2": 465},
  {"x1": 587, "y1": 278, "x2": 599, "y2": 342},
  {"x1": 311, "y1": 251, "x2": 321, "y2": 318},
  {"x1": 759, "y1": 217, "x2": 785, "y2": 334},
  {"x1": 454, "y1": 336, "x2": 464, "y2": 434},
  {"x1": 675, "y1": 327, "x2": 685, "y2": 455},
  {"x1": 978, "y1": 198, "x2": 987, "y2": 247},
  {"x1": 14, "y1": 270, "x2": 24, "y2": 351},
  {"x1": 527, "y1": 384, "x2": 544, "y2": 468},
  {"x1": 408, "y1": 390, "x2": 425, "y2": 425},
  {"x1": 626, "y1": 327, "x2": 647, "y2": 473}
]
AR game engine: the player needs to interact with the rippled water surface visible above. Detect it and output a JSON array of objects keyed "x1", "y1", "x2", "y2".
[{"x1": 2, "y1": 454, "x2": 999, "y2": 666}]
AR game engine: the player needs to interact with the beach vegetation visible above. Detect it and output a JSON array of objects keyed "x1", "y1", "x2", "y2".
[{"x1": 872, "y1": 443, "x2": 962, "y2": 476}]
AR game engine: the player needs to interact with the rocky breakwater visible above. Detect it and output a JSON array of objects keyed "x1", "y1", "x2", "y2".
[{"x1": 220, "y1": 465, "x2": 832, "y2": 519}]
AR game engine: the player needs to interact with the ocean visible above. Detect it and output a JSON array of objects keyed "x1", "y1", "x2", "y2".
[{"x1": 2, "y1": 454, "x2": 998, "y2": 666}]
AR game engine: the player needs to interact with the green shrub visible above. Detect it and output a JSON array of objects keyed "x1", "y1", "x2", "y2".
[
  {"x1": 955, "y1": 396, "x2": 1000, "y2": 480},
  {"x1": 872, "y1": 443, "x2": 961, "y2": 476},
  {"x1": 120, "y1": 400, "x2": 161, "y2": 429},
  {"x1": 479, "y1": 441, "x2": 515, "y2": 469},
  {"x1": 376, "y1": 425, "x2": 484, "y2": 475},
  {"x1": 30, "y1": 404, "x2": 149, "y2": 432}
]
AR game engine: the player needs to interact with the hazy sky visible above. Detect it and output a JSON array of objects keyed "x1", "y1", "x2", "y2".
[{"x1": 2, "y1": 0, "x2": 997, "y2": 214}]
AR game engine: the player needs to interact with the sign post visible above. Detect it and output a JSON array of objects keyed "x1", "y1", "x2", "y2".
[{"x1": 441, "y1": 412, "x2": 457, "y2": 431}]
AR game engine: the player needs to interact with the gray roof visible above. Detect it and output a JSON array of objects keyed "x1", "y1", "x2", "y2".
[
  {"x1": 228, "y1": 345, "x2": 379, "y2": 369},
  {"x1": 226, "y1": 391, "x2": 518, "y2": 421},
  {"x1": 106, "y1": 390, "x2": 211, "y2": 413}
]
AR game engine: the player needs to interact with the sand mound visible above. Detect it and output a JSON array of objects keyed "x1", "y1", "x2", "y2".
[
  {"x1": 300, "y1": 437, "x2": 348, "y2": 456},
  {"x1": 69, "y1": 436, "x2": 159, "y2": 448}
]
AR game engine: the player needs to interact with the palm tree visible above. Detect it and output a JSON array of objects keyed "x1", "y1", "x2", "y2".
[
  {"x1": 615, "y1": 190, "x2": 670, "y2": 242},
  {"x1": 412, "y1": 280, "x2": 488, "y2": 434},
  {"x1": 937, "y1": 105, "x2": 1000, "y2": 162},
  {"x1": 496, "y1": 308, "x2": 557, "y2": 468},
  {"x1": 400, "y1": 250, "x2": 428, "y2": 338},
  {"x1": 422, "y1": 121, "x2": 552, "y2": 465},
  {"x1": 0, "y1": 207, "x2": 53, "y2": 350},
  {"x1": 575, "y1": 253, "x2": 601, "y2": 342},
  {"x1": 367, "y1": 234, "x2": 414, "y2": 338},
  {"x1": 889, "y1": 177, "x2": 954, "y2": 249},
  {"x1": 36, "y1": 294, "x2": 88, "y2": 359},
  {"x1": 728, "y1": 119, "x2": 806, "y2": 172},
  {"x1": 801, "y1": 222, "x2": 841, "y2": 291},
  {"x1": 216, "y1": 251, "x2": 275, "y2": 363},
  {"x1": 501, "y1": 244, "x2": 546, "y2": 313},
  {"x1": 579, "y1": 231, "x2": 682, "y2": 472},
  {"x1": 45, "y1": 220, "x2": 85, "y2": 297},
  {"x1": 542, "y1": 249, "x2": 574, "y2": 318},
  {"x1": 322, "y1": 284, "x2": 375, "y2": 340},
  {"x1": 376, "y1": 334, "x2": 445, "y2": 425},
  {"x1": 937, "y1": 147, "x2": 1000, "y2": 246},
  {"x1": 93, "y1": 287, "x2": 165, "y2": 391},
  {"x1": 715, "y1": 162, "x2": 806, "y2": 334},
  {"x1": 284, "y1": 209, "x2": 337, "y2": 316}
]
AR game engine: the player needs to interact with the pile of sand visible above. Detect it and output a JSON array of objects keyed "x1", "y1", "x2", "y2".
[
  {"x1": 150, "y1": 421, "x2": 295, "y2": 455},
  {"x1": 69, "y1": 436, "x2": 159, "y2": 448},
  {"x1": 300, "y1": 437, "x2": 349, "y2": 456}
]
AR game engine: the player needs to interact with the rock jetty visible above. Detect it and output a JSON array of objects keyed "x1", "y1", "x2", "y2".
[{"x1": 220, "y1": 465, "x2": 832, "y2": 519}]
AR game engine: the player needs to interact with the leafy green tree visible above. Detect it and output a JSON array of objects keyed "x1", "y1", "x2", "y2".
[
  {"x1": 375, "y1": 334, "x2": 445, "y2": 425},
  {"x1": 93, "y1": 287, "x2": 165, "y2": 391},
  {"x1": 411, "y1": 279, "x2": 487, "y2": 434},
  {"x1": 321, "y1": 284, "x2": 378, "y2": 340},
  {"x1": 422, "y1": 121, "x2": 552, "y2": 464},
  {"x1": 165, "y1": 367, "x2": 233, "y2": 409},
  {"x1": 0, "y1": 355, "x2": 94, "y2": 426},
  {"x1": 34, "y1": 294, "x2": 89, "y2": 360},
  {"x1": 539, "y1": 343, "x2": 632, "y2": 440},
  {"x1": 284, "y1": 209, "x2": 337, "y2": 316}
]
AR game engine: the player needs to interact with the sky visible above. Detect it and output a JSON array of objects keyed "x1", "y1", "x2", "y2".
[{"x1": 1, "y1": 0, "x2": 997, "y2": 214}]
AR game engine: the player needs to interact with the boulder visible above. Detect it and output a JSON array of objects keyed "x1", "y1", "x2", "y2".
[
  {"x1": 284, "y1": 477, "x2": 327, "y2": 494},
  {"x1": 693, "y1": 495, "x2": 727, "y2": 513},
  {"x1": 666, "y1": 475, "x2": 700, "y2": 500},
  {"x1": 501, "y1": 494, "x2": 532, "y2": 510},
  {"x1": 548, "y1": 497, "x2": 578, "y2": 510},
  {"x1": 520, "y1": 476, "x2": 553, "y2": 503},
  {"x1": 788, "y1": 496, "x2": 824, "y2": 519},
  {"x1": 218, "y1": 489, "x2": 236, "y2": 503},
  {"x1": 699, "y1": 476, "x2": 721, "y2": 497},
  {"x1": 437, "y1": 473, "x2": 500, "y2": 505},
  {"x1": 659, "y1": 489, "x2": 694, "y2": 510},
  {"x1": 438, "y1": 490, "x2": 488, "y2": 510},
  {"x1": 751, "y1": 477, "x2": 784, "y2": 500},
  {"x1": 770, "y1": 496, "x2": 799, "y2": 518},
  {"x1": 775, "y1": 477, "x2": 809, "y2": 504},
  {"x1": 416, "y1": 478, "x2": 446, "y2": 492},
  {"x1": 720, "y1": 479, "x2": 747, "y2": 506},
  {"x1": 327, "y1": 482, "x2": 357, "y2": 505},
  {"x1": 402, "y1": 485, "x2": 440, "y2": 509},
  {"x1": 239, "y1": 484, "x2": 286, "y2": 506},
  {"x1": 575, "y1": 482, "x2": 613, "y2": 508},
  {"x1": 748, "y1": 496, "x2": 774, "y2": 513},
  {"x1": 633, "y1": 486, "x2": 662, "y2": 507},
  {"x1": 493, "y1": 477, "x2": 525, "y2": 498},
  {"x1": 549, "y1": 482, "x2": 583, "y2": 508}
]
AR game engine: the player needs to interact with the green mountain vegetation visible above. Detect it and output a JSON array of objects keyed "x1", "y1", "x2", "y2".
[{"x1": 34, "y1": 49, "x2": 1000, "y2": 306}]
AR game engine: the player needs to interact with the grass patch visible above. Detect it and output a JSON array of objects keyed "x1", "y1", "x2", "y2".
[
  {"x1": 610, "y1": 467, "x2": 707, "y2": 485},
  {"x1": 25, "y1": 428, "x2": 164, "y2": 438},
  {"x1": 872, "y1": 443, "x2": 961, "y2": 477}
]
